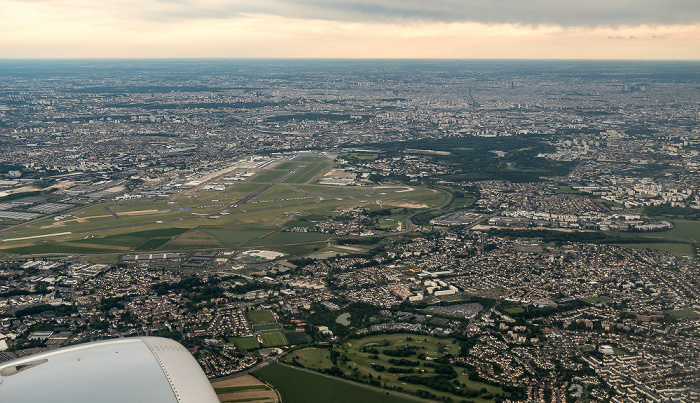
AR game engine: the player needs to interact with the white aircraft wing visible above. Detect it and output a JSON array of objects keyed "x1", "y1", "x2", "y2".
[{"x1": 0, "y1": 336, "x2": 219, "y2": 403}]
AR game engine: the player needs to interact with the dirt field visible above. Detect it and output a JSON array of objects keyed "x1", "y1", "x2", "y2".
[
  {"x1": 211, "y1": 375, "x2": 279, "y2": 403},
  {"x1": 380, "y1": 200, "x2": 428, "y2": 209}
]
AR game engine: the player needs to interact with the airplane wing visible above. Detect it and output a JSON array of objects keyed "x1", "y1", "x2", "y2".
[{"x1": 0, "y1": 336, "x2": 219, "y2": 403}]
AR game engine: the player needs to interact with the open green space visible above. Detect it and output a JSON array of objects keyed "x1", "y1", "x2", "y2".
[
  {"x1": 243, "y1": 231, "x2": 332, "y2": 246},
  {"x1": 283, "y1": 163, "x2": 329, "y2": 184},
  {"x1": 667, "y1": 309, "x2": 700, "y2": 319},
  {"x1": 231, "y1": 336, "x2": 261, "y2": 350},
  {"x1": 275, "y1": 161, "x2": 299, "y2": 170},
  {"x1": 261, "y1": 331, "x2": 287, "y2": 347},
  {"x1": 232, "y1": 183, "x2": 266, "y2": 193},
  {"x1": 134, "y1": 237, "x2": 171, "y2": 251},
  {"x1": 0, "y1": 156, "x2": 443, "y2": 256},
  {"x1": 3, "y1": 227, "x2": 190, "y2": 255},
  {"x1": 3, "y1": 243, "x2": 120, "y2": 255},
  {"x1": 613, "y1": 242, "x2": 694, "y2": 257},
  {"x1": 285, "y1": 348, "x2": 333, "y2": 369},
  {"x1": 248, "y1": 310, "x2": 276, "y2": 323},
  {"x1": 613, "y1": 347, "x2": 628, "y2": 355},
  {"x1": 581, "y1": 296, "x2": 610, "y2": 304},
  {"x1": 371, "y1": 135, "x2": 575, "y2": 182},
  {"x1": 652, "y1": 220, "x2": 700, "y2": 241},
  {"x1": 160, "y1": 229, "x2": 223, "y2": 249},
  {"x1": 610, "y1": 220, "x2": 699, "y2": 241},
  {"x1": 284, "y1": 332, "x2": 311, "y2": 345},
  {"x1": 255, "y1": 185, "x2": 305, "y2": 199},
  {"x1": 333, "y1": 333, "x2": 506, "y2": 402},
  {"x1": 253, "y1": 364, "x2": 422, "y2": 403},
  {"x1": 200, "y1": 227, "x2": 271, "y2": 245},
  {"x1": 251, "y1": 170, "x2": 288, "y2": 183},
  {"x1": 502, "y1": 307, "x2": 525, "y2": 315}
]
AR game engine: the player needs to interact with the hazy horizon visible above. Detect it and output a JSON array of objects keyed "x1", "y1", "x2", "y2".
[{"x1": 2, "y1": 1, "x2": 699, "y2": 59}]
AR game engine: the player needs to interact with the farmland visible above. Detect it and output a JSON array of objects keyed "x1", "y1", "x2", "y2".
[{"x1": 253, "y1": 364, "x2": 422, "y2": 403}]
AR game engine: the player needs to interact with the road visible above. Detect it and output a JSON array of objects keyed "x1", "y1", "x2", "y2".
[
  {"x1": 104, "y1": 205, "x2": 120, "y2": 220},
  {"x1": 221, "y1": 164, "x2": 307, "y2": 214}
]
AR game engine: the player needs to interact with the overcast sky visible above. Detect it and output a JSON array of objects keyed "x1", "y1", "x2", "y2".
[{"x1": 1, "y1": 0, "x2": 699, "y2": 59}]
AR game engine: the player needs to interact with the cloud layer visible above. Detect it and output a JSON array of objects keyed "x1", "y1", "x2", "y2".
[
  {"x1": 6, "y1": 0, "x2": 700, "y2": 27},
  {"x1": 1, "y1": 0, "x2": 698, "y2": 59}
]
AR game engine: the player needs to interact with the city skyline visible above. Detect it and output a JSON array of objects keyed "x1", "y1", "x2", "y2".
[{"x1": 1, "y1": 0, "x2": 699, "y2": 59}]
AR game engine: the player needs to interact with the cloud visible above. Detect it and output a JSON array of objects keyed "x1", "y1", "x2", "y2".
[
  {"x1": 134, "y1": 0, "x2": 700, "y2": 27},
  {"x1": 5, "y1": 0, "x2": 700, "y2": 28}
]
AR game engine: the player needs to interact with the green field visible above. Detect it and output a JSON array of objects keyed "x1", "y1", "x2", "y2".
[
  {"x1": 248, "y1": 310, "x2": 275, "y2": 323},
  {"x1": 283, "y1": 163, "x2": 329, "y2": 184},
  {"x1": 134, "y1": 238, "x2": 171, "y2": 251},
  {"x1": 230, "y1": 183, "x2": 266, "y2": 193},
  {"x1": 617, "y1": 220, "x2": 700, "y2": 251},
  {"x1": 658, "y1": 220, "x2": 700, "y2": 241},
  {"x1": 243, "y1": 231, "x2": 331, "y2": 246},
  {"x1": 613, "y1": 242, "x2": 694, "y2": 257},
  {"x1": 231, "y1": 336, "x2": 261, "y2": 350},
  {"x1": 284, "y1": 332, "x2": 310, "y2": 345},
  {"x1": 201, "y1": 227, "x2": 272, "y2": 245},
  {"x1": 333, "y1": 334, "x2": 505, "y2": 402},
  {"x1": 251, "y1": 170, "x2": 288, "y2": 183},
  {"x1": 667, "y1": 309, "x2": 700, "y2": 319},
  {"x1": 275, "y1": 161, "x2": 299, "y2": 170},
  {"x1": 261, "y1": 331, "x2": 287, "y2": 347},
  {"x1": 0, "y1": 157, "x2": 443, "y2": 257},
  {"x1": 254, "y1": 364, "x2": 422, "y2": 403},
  {"x1": 284, "y1": 348, "x2": 333, "y2": 369},
  {"x1": 581, "y1": 296, "x2": 610, "y2": 304}
]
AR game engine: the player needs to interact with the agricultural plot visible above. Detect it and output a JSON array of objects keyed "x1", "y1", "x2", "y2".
[
  {"x1": 211, "y1": 375, "x2": 278, "y2": 403},
  {"x1": 253, "y1": 364, "x2": 421, "y2": 403}
]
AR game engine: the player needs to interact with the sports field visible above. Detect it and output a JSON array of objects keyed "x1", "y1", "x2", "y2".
[
  {"x1": 261, "y1": 331, "x2": 287, "y2": 347},
  {"x1": 247, "y1": 310, "x2": 275, "y2": 323},
  {"x1": 231, "y1": 337, "x2": 261, "y2": 350}
]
